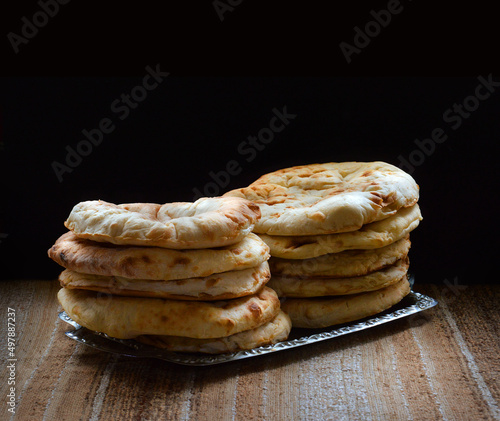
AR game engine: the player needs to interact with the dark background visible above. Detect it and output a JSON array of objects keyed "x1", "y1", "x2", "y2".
[
  {"x1": 2, "y1": 0, "x2": 499, "y2": 76},
  {"x1": 0, "y1": 77, "x2": 497, "y2": 285}
]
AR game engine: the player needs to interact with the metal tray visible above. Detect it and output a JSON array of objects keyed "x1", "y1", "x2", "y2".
[{"x1": 59, "y1": 280, "x2": 437, "y2": 366}]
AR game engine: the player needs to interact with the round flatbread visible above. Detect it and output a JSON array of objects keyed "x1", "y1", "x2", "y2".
[
  {"x1": 224, "y1": 162, "x2": 419, "y2": 235},
  {"x1": 136, "y1": 311, "x2": 292, "y2": 354},
  {"x1": 269, "y1": 236, "x2": 410, "y2": 278},
  {"x1": 267, "y1": 258, "x2": 409, "y2": 297},
  {"x1": 64, "y1": 197, "x2": 260, "y2": 249},
  {"x1": 58, "y1": 286, "x2": 280, "y2": 339},
  {"x1": 259, "y1": 204, "x2": 421, "y2": 259},
  {"x1": 280, "y1": 276, "x2": 411, "y2": 328},
  {"x1": 58, "y1": 262, "x2": 271, "y2": 300},
  {"x1": 48, "y1": 232, "x2": 269, "y2": 281}
]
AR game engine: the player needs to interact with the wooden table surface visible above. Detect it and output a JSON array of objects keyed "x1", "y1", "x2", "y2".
[{"x1": 1, "y1": 280, "x2": 499, "y2": 421}]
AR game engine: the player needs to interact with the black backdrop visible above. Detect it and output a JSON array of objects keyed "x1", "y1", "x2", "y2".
[{"x1": 0, "y1": 77, "x2": 497, "y2": 285}]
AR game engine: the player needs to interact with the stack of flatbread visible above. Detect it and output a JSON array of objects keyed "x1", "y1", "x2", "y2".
[
  {"x1": 224, "y1": 161, "x2": 422, "y2": 328},
  {"x1": 48, "y1": 197, "x2": 291, "y2": 354}
]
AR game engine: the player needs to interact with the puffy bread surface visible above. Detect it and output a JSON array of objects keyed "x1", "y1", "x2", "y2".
[
  {"x1": 48, "y1": 232, "x2": 269, "y2": 281},
  {"x1": 269, "y1": 236, "x2": 410, "y2": 278},
  {"x1": 136, "y1": 311, "x2": 291, "y2": 354},
  {"x1": 281, "y1": 276, "x2": 411, "y2": 328},
  {"x1": 267, "y1": 257, "x2": 409, "y2": 297},
  {"x1": 58, "y1": 286, "x2": 280, "y2": 339},
  {"x1": 224, "y1": 162, "x2": 419, "y2": 235},
  {"x1": 64, "y1": 197, "x2": 260, "y2": 249},
  {"x1": 58, "y1": 262, "x2": 271, "y2": 300},
  {"x1": 260, "y1": 204, "x2": 421, "y2": 259}
]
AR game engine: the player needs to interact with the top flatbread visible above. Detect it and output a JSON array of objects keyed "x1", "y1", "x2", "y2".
[
  {"x1": 64, "y1": 197, "x2": 260, "y2": 249},
  {"x1": 224, "y1": 162, "x2": 418, "y2": 235}
]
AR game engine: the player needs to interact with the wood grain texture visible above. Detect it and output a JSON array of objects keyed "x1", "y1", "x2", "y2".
[{"x1": 0, "y1": 281, "x2": 499, "y2": 421}]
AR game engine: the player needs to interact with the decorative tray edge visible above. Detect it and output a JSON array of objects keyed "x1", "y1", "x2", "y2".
[{"x1": 58, "y1": 288, "x2": 438, "y2": 366}]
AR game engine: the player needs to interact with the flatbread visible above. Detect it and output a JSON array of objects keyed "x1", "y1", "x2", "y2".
[
  {"x1": 269, "y1": 236, "x2": 410, "y2": 278},
  {"x1": 48, "y1": 232, "x2": 269, "y2": 281},
  {"x1": 58, "y1": 262, "x2": 271, "y2": 300},
  {"x1": 224, "y1": 162, "x2": 419, "y2": 235},
  {"x1": 64, "y1": 197, "x2": 260, "y2": 249},
  {"x1": 259, "y1": 204, "x2": 421, "y2": 259},
  {"x1": 280, "y1": 276, "x2": 411, "y2": 328},
  {"x1": 267, "y1": 258, "x2": 409, "y2": 297},
  {"x1": 136, "y1": 311, "x2": 291, "y2": 354},
  {"x1": 58, "y1": 286, "x2": 280, "y2": 339}
]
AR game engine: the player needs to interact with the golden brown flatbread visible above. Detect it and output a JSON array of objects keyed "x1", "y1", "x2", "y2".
[
  {"x1": 224, "y1": 162, "x2": 418, "y2": 235},
  {"x1": 64, "y1": 197, "x2": 260, "y2": 249},
  {"x1": 280, "y1": 276, "x2": 411, "y2": 328},
  {"x1": 267, "y1": 258, "x2": 408, "y2": 297},
  {"x1": 58, "y1": 286, "x2": 280, "y2": 339},
  {"x1": 136, "y1": 311, "x2": 292, "y2": 354},
  {"x1": 269, "y1": 236, "x2": 410, "y2": 278},
  {"x1": 58, "y1": 262, "x2": 270, "y2": 300},
  {"x1": 259, "y1": 204, "x2": 421, "y2": 259},
  {"x1": 48, "y1": 232, "x2": 269, "y2": 281}
]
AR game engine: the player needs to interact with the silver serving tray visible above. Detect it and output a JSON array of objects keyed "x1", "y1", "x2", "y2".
[{"x1": 59, "y1": 280, "x2": 438, "y2": 366}]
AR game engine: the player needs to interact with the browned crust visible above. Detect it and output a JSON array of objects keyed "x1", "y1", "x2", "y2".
[
  {"x1": 135, "y1": 311, "x2": 292, "y2": 354},
  {"x1": 57, "y1": 263, "x2": 271, "y2": 301},
  {"x1": 224, "y1": 162, "x2": 419, "y2": 236},
  {"x1": 267, "y1": 257, "x2": 409, "y2": 297},
  {"x1": 269, "y1": 236, "x2": 411, "y2": 278},
  {"x1": 57, "y1": 286, "x2": 281, "y2": 339},
  {"x1": 48, "y1": 231, "x2": 269, "y2": 281},
  {"x1": 64, "y1": 197, "x2": 261, "y2": 249},
  {"x1": 280, "y1": 276, "x2": 411, "y2": 328}
]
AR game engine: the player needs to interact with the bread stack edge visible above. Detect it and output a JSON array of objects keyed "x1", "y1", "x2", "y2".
[
  {"x1": 224, "y1": 161, "x2": 421, "y2": 329},
  {"x1": 48, "y1": 197, "x2": 292, "y2": 354}
]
